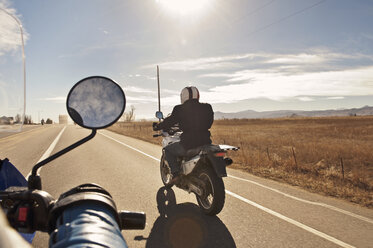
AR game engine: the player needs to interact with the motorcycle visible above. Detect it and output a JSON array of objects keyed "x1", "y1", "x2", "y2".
[
  {"x1": 153, "y1": 111, "x2": 239, "y2": 216},
  {"x1": 0, "y1": 76, "x2": 146, "y2": 247}
]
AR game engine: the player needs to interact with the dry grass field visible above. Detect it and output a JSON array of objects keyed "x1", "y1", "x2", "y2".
[{"x1": 108, "y1": 116, "x2": 373, "y2": 208}]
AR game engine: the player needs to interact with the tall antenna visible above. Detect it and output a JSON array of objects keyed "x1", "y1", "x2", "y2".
[{"x1": 157, "y1": 65, "x2": 161, "y2": 119}]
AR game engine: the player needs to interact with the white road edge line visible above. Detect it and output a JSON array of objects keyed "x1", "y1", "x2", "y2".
[
  {"x1": 0, "y1": 125, "x2": 46, "y2": 140},
  {"x1": 225, "y1": 190, "x2": 355, "y2": 248},
  {"x1": 228, "y1": 175, "x2": 373, "y2": 224},
  {"x1": 26, "y1": 126, "x2": 66, "y2": 179},
  {"x1": 100, "y1": 132, "x2": 160, "y2": 162},
  {"x1": 98, "y1": 131, "x2": 360, "y2": 247}
]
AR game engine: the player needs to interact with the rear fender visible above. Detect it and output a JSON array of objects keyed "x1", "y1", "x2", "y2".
[{"x1": 205, "y1": 152, "x2": 227, "y2": 177}]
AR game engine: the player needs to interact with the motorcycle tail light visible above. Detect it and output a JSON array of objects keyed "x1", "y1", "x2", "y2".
[{"x1": 214, "y1": 152, "x2": 226, "y2": 157}]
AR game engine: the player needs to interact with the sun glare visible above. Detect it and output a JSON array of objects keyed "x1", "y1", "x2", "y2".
[{"x1": 156, "y1": 0, "x2": 211, "y2": 16}]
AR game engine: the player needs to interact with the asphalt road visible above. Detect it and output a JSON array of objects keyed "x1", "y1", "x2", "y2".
[{"x1": 0, "y1": 125, "x2": 372, "y2": 248}]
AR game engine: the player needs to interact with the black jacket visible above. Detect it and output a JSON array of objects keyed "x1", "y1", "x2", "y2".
[{"x1": 157, "y1": 99, "x2": 214, "y2": 150}]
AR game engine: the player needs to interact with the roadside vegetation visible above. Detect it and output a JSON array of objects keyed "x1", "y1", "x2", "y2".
[{"x1": 108, "y1": 116, "x2": 373, "y2": 208}]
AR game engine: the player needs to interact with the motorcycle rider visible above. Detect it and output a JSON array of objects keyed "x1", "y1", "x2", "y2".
[{"x1": 153, "y1": 86, "x2": 214, "y2": 184}]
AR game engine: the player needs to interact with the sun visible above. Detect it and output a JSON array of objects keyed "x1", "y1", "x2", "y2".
[{"x1": 156, "y1": 0, "x2": 211, "y2": 16}]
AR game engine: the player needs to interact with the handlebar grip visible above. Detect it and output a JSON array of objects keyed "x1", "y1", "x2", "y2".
[
  {"x1": 49, "y1": 202, "x2": 128, "y2": 248},
  {"x1": 153, "y1": 134, "x2": 161, "y2": 137},
  {"x1": 118, "y1": 211, "x2": 146, "y2": 230}
]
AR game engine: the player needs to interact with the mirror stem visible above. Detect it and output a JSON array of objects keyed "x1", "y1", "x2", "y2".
[{"x1": 28, "y1": 129, "x2": 97, "y2": 190}]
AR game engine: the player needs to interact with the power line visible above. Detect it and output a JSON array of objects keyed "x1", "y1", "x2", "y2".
[
  {"x1": 246, "y1": 0, "x2": 327, "y2": 38},
  {"x1": 235, "y1": 0, "x2": 278, "y2": 23}
]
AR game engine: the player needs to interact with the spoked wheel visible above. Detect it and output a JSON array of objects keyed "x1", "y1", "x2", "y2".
[
  {"x1": 196, "y1": 166, "x2": 225, "y2": 216},
  {"x1": 160, "y1": 154, "x2": 172, "y2": 186}
]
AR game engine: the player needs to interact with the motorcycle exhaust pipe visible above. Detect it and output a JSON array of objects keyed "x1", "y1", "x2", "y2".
[
  {"x1": 118, "y1": 211, "x2": 146, "y2": 230},
  {"x1": 224, "y1": 158, "x2": 233, "y2": 166}
]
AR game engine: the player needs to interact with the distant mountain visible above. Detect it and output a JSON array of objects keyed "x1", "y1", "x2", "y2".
[{"x1": 214, "y1": 106, "x2": 373, "y2": 119}]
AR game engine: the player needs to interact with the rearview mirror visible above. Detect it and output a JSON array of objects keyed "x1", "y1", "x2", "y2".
[
  {"x1": 155, "y1": 111, "x2": 163, "y2": 119},
  {"x1": 67, "y1": 76, "x2": 126, "y2": 129}
]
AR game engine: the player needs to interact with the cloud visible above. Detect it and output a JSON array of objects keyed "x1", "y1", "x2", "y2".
[
  {"x1": 128, "y1": 74, "x2": 141, "y2": 78},
  {"x1": 98, "y1": 28, "x2": 109, "y2": 35},
  {"x1": 39, "y1": 97, "x2": 66, "y2": 103},
  {"x1": 163, "y1": 89, "x2": 179, "y2": 95},
  {"x1": 139, "y1": 50, "x2": 373, "y2": 106},
  {"x1": 146, "y1": 53, "x2": 259, "y2": 71},
  {"x1": 126, "y1": 74, "x2": 156, "y2": 81},
  {"x1": 200, "y1": 66, "x2": 373, "y2": 104},
  {"x1": 264, "y1": 52, "x2": 370, "y2": 66},
  {"x1": 152, "y1": 50, "x2": 372, "y2": 73},
  {"x1": 126, "y1": 96, "x2": 157, "y2": 103},
  {"x1": 297, "y1": 97, "x2": 315, "y2": 102},
  {"x1": 327, "y1": 96, "x2": 345, "y2": 100},
  {"x1": 121, "y1": 84, "x2": 180, "y2": 106},
  {"x1": 361, "y1": 33, "x2": 373, "y2": 41},
  {"x1": 124, "y1": 85, "x2": 153, "y2": 94},
  {"x1": 160, "y1": 95, "x2": 180, "y2": 105},
  {"x1": 266, "y1": 54, "x2": 326, "y2": 64},
  {"x1": 123, "y1": 85, "x2": 178, "y2": 96}
]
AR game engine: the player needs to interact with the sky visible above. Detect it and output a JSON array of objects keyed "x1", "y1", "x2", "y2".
[{"x1": 0, "y1": 0, "x2": 372, "y2": 122}]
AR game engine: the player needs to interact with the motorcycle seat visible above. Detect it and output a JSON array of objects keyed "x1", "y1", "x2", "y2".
[{"x1": 185, "y1": 147, "x2": 202, "y2": 158}]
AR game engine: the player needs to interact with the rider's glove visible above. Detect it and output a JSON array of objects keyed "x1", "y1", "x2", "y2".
[{"x1": 152, "y1": 122, "x2": 160, "y2": 131}]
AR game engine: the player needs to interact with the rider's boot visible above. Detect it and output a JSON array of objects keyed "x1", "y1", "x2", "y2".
[{"x1": 166, "y1": 171, "x2": 181, "y2": 187}]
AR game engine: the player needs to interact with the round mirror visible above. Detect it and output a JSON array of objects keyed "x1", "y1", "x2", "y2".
[{"x1": 67, "y1": 76, "x2": 126, "y2": 129}]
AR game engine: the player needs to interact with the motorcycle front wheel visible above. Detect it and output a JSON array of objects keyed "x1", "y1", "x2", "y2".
[
  {"x1": 160, "y1": 154, "x2": 172, "y2": 186},
  {"x1": 196, "y1": 166, "x2": 225, "y2": 216}
]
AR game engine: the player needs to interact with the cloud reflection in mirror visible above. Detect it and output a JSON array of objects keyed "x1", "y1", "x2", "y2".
[{"x1": 67, "y1": 77, "x2": 125, "y2": 129}]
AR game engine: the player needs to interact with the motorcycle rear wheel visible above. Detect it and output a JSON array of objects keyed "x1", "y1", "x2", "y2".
[
  {"x1": 196, "y1": 166, "x2": 225, "y2": 216},
  {"x1": 160, "y1": 154, "x2": 172, "y2": 186}
]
